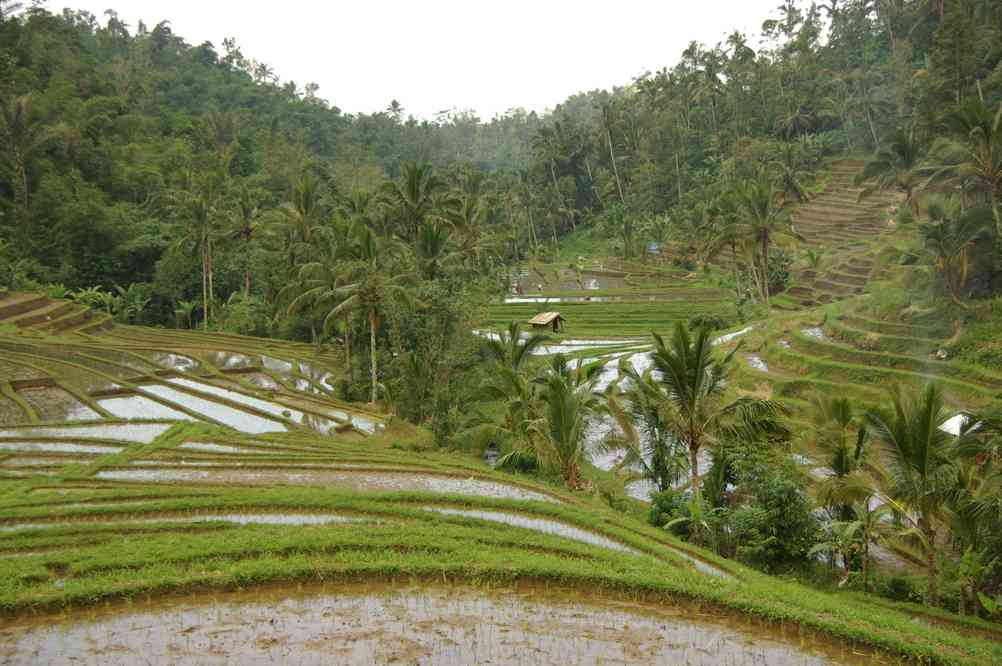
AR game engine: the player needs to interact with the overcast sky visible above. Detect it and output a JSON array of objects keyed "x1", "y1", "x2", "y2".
[{"x1": 58, "y1": 0, "x2": 780, "y2": 120}]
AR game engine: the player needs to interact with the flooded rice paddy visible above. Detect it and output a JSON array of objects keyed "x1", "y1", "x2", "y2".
[
  {"x1": 0, "y1": 513, "x2": 370, "y2": 532},
  {"x1": 0, "y1": 441, "x2": 123, "y2": 454},
  {"x1": 93, "y1": 468, "x2": 558, "y2": 502},
  {"x1": 97, "y1": 395, "x2": 197, "y2": 421},
  {"x1": 426, "y1": 507, "x2": 641, "y2": 555},
  {"x1": 0, "y1": 584, "x2": 870, "y2": 665},
  {"x1": 0, "y1": 423, "x2": 171, "y2": 443},
  {"x1": 138, "y1": 384, "x2": 286, "y2": 434}
]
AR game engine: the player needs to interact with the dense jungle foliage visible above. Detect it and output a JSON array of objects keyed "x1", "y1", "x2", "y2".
[{"x1": 5, "y1": 0, "x2": 1002, "y2": 621}]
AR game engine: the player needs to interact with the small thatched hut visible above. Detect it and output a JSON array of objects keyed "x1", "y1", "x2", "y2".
[{"x1": 528, "y1": 311, "x2": 565, "y2": 333}]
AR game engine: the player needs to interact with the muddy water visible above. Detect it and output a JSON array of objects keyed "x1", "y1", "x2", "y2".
[
  {"x1": 138, "y1": 385, "x2": 286, "y2": 434},
  {"x1": 0, "y1": 584, "x2": 868, "y2": 665},
  {"x1": 0, "y1": 513, "x2": 370, "y2": 532},
  {"x1": 426, "y1": 507, "x2": 641, "y2": 555},
  {"x1": 0, "y1": 423, "x2": 170, "y2": 444},
  {"x1": 98, "y1": 395, "x2": 198, "y2": 422},
  {"x1": 94, "y1": 468, "x2": 557, "y2": 502},
  {"x1": 17, "y1": 387, "x2": 101, "y2": 422},
  {"x1": 166, "y1": 378, "x2": 344, "y2": 435},
  {"x1": 0, "y1": 441, "x2": 123, "y2": 454}
]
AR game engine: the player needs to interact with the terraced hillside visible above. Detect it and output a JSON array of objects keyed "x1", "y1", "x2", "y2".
[
  {"x1": 1, "y1": 290, "x2": 999, "y2": 664},
  {"x1": 488, "y1": 264, "x2": 731, "y2": 338},
  {"x1": 781, "y1": 159, "x2": 901, "y2": 309}
]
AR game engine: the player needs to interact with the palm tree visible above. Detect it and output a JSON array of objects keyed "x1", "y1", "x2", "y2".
[
  {"x1": 534, "y1": 355, "x2": 604, "y2": 488},
  {"x1": 855, "y1": 126, "x2": 925, "y2": 216},
  {"x1": 733, "y1": 177, "x2": 801, "y2": 306},
  {"x1": 331, "y1": 227, "x2": 415, "y2": 404},
  {"x1": 928, "y1": 99, "x2": 1002, "y2": 237},
  {"x1": 174, "y1": 299, "x2": 198, "y2": 330},
  {"x1": 229, "y1": 182, "x2": 265, "y2": 299},
  {"x1": 482, "y1": 321, "x2": 550, "y2": 374},
  {"x1": 650, "y1": 322, "x2": 788, "y2": 492},
  {"x1": 809, "y1": 395, "x2": 871, "y2": 521},
  {"x1": 416, "y1": 222, "x2": 459, "y2": 280},
  {"x1": 379, "y1": 161, "x2": 448, "y2": 244},
  {"x1": 273, "y1": 170, "x2": 324, "y2": 267},
  {"x1": 604, "y1": 356, "x2": 690, "y2": 492},
  {"x1": 769, "y1": 142, "x2": 811, "y2": 203},
  {"x1": 919, "y1": 195, "x2": 992, "y2": 305},
  {"x1": 0, "y1": 94, "x2": 54, "y2": 238},
  {"x1": 866, "y1": 384, "x2": 957, "y2": 605},
  {"x1": 168, "y1": 172, "x2": 223, "y2": 329}
]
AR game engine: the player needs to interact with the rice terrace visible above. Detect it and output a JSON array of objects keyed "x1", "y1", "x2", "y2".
[{"x1": 3, "y1": 1, "x2": 1002, "y2": 664}]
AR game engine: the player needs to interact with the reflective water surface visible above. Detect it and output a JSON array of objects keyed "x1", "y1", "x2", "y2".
[{"x1": 0, "y1": 584, "x2": 870, "y2": 665}]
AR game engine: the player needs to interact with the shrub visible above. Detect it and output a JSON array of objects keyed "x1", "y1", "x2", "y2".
[
  {"x1": 876, "y1": 575, "x2": 922, "y2": 603},
  {"x1": 648, "y1": 489, "x2": 686, "y2": 528}
]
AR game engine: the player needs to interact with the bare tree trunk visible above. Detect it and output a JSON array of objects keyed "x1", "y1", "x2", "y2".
[
  {"x1": 674, "y1": 152, "x2": 683, "y2": 203},
  {"x1": 207, "y1": 236, "x2": 215, "y2": 326},
  {"x1": 607, "y1": 128, "x2": 626, "y2": 205},
  {"x1": 865, "y1": 105, "x2": 880, "y2": 150},
  {"x1": 201, "y1": 243, "x2": 209, "y2": 330},
  {"x1": 345, "y1": 313, "x2": 352, "y2": 381},
  {"x1": 761, "y1": 233, "x2": 771, "y2": 307},
  {"x1": 368, "y1": 307, "x2": 378, "y2": 405}
]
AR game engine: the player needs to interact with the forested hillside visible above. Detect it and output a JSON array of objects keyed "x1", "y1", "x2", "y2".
[{"x1": 3, "y1": 1, "x2": 999, "y2": 312}]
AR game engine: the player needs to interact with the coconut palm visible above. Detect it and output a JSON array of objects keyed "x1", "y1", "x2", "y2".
[
  {"x1": 866, "y1": 384, "x2": 957, "y2": 605},
  {"x1": 928, "y1": 99, "x2": 1002, "y2": 237},
  {"x1": 330, "y1": 226, "x2": 415, "y2": 404},
  {"x1": 229, "y1": 182, "x2": 265, "y2": 299},
  {"x1": 733, "y1": 177, "x2": 802, "y2": 306},
  {"x1": 174, "y1": 299, "x2": 198, "y2": 330},
  {"x1": 919, "y1": 196, "x2": 992, "y2": 305},
  {"x1": 533, "y1": 354, "x2": 604, "y2": 488},
  {"x1": 167, "y1": 172, "x2": 224, "y2": 329},
  {"x1": 482, "y1": 321, "x2": 550, "y2": 374},
  {"x1": 0, "y1": 94, "x2": 55, "y2": 237},
  {"x1": 650, "y1": 322, "x2": 788, "y2": 492},
  {"x1": 379, "y1": 161, "x2": 448, "y2": 244},
  {"x1": 604, "y1": 356, "x2": 690, "y2": 493},
  {"x1": 416, "y1": 222, "x2": 459, "y2": 280},
  {"x1": 272, "y1": 170, "x2": 324, "y2": 267},
  {"x1": 855, "y1": 126, "x2": 925, "y2": 215},
  {"x1": 809, "y1": 395, "x2": 870, "y2": 521}
]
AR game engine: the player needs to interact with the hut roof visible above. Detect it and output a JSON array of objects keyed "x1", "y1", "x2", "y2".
[{"x1": 528, "y1": 311, "x2": 563, "y2": 326}]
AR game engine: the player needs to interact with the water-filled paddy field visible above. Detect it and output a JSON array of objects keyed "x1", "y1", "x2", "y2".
[{"x1": 0, "y1": 584, "x2": 877, "y2": 665}]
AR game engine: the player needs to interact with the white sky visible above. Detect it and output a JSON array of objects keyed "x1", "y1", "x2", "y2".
[{"x1": 57, "y1": 0, "x2": 780, "y2": 120}]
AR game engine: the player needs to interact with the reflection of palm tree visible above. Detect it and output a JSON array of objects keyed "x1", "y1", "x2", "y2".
[{"x1": 867, "y1": 384, "x2": 956, "y2": 605}]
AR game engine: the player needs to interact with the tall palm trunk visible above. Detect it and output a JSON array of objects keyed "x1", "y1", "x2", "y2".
[
  {"x1": 760, "y1": 232, "x2": 771, "y2": 307},
  {"x1": 201, "y1": 243, "x2": 209, "y2": 330},
  {"x1": 344, "y1": 313, "x2": 352, "y2": 381},
  {"x1": 607, "y1": 128, "x2": 626, "y2": 205},
  {"x1": 368, "y1": 306, "x2": 378, "y2": 405},
  {"x1": 923, "y1": 523, "x2": 937, "y2": 605},
  {"x1": 207, "y1": 235, "x2": 215, "y2": 326},
  {"x1": 689, "y1": 443, "x2": 700, "y2": 493}
]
